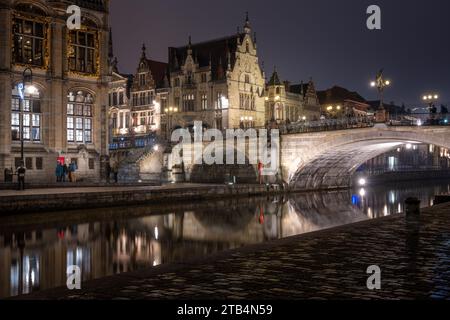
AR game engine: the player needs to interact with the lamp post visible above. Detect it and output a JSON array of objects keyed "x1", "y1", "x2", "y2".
[
  {"x1": 20, "y1": 68, "x2": 34, "y2": 163},
  {"x1": 164, "y1": 106, "x2": 179, "y2": 139},
  {"x1": 325, "y1": 104, "x2": 342, "y2": 118},
  {"x1": 370, "y1": 69, "x2": 391, "y2": 122},
  {"x1": 422, "y1": 93, "x2": 439, "y2": 111},
  {"x1": 423, "y1": 93, "x2": 439, "y2": 124}
]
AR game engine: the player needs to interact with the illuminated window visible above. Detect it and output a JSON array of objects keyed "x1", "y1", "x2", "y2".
[
  {"x1": 11, "y1": 84, "x2": 41, "y2": 142},
  {"x1": 12, "y1": 17, "x2": 45, "y2": 66},
  {"x1": 67, "y1": 91, "x2": 93, "y2": 144},
  {"x1": 201, "y1": 94, "x2": 208, "y2": 110}
]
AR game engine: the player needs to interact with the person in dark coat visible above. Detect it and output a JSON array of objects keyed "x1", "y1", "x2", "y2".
[
  {"x1": 16, "y1": 162, "x2": 26, "y2": 191},
  {"x1": 62, "y1": 163, "x2": 69, "y2": 182},
  {"x1": 56, "y1": 162, "x2": 63, "y2": 182}
]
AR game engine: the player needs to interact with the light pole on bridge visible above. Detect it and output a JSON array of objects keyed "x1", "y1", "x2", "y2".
[{"x1": 370, "y1": 69, "x2": 391, "y2": 123}]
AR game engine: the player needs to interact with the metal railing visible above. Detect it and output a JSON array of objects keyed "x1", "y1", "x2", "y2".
[{"x1": 388, "y1": 113, "x2": 449, "y2": 126}]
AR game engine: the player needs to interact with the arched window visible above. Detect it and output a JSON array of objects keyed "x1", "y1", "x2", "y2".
[
  {"x1": 11, "y1": 84, "x2": 41, "y2": 142},
  {"x1": 67, "y1": 91, "x2": 94, "y2": 143},
  {"x1": 12, "y1": 14, "x2": 46, "y2": 66}
]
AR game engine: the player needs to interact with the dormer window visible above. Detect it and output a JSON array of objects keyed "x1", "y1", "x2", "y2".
[
  {"x1": 201, "y1": 73, "x2": 207, "y2": 83},
  {"x1": 246, "y1": 41, "x2": 250, "y2": 53}
]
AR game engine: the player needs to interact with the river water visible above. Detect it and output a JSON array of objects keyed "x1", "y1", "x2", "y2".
[{"x1": 0, "y1": 180, "x2": 449, "y2": 298}]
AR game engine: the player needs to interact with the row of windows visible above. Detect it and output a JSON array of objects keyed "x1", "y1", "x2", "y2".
[
  {"x1": 172, "y1": 93, "x2": 225, "y2": 112},
  {"x1": 12, "y1": 17, "x2": 98, "y2": 74},
  {"x1": 14, "y1": 157, "x2": 43, "y2": 171},
  {"x1": 132, "y1": 92, "x2": 155, "y2": 107}
]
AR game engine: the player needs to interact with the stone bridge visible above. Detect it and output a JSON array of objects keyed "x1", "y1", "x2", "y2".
[{"x1": 141, "y1": 124, "x2": 450, "y2": 190}]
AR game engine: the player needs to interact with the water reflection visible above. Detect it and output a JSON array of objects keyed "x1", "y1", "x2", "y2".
[{"x1": 0, "y1": 181, "x2": 448, "y2": 298}]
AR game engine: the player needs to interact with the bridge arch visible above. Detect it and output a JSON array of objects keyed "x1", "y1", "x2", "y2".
[{"x1": 282, "y1": 125, "x2": 450, "y2": 190}]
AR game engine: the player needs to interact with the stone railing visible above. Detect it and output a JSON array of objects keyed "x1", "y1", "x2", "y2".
[{"x1": 279, "y1": 117, "x2": 374, "y2": 134}]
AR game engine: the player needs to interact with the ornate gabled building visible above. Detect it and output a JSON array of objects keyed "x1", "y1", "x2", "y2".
[
  {"x1": 0, "y1": 0, "x2": 111, "y2": 183},
  {"x1": 166, "y1": 14, "x2": 266, "y2": 132},
  {"x1": 108, "y1": 44, "x2": 168, "y2": 149},
  {"x1": 265, "y1": 68, "x2": 321, "y2": 124}
]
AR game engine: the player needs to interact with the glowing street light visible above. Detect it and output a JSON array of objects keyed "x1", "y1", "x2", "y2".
[{"x1": 370, "y1": 69, "x2": 391, "y2": 111}]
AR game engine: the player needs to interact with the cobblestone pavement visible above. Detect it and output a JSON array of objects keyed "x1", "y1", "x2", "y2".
[{"x1": 20, "y1": 203, "x2": 450, "y2": 300}]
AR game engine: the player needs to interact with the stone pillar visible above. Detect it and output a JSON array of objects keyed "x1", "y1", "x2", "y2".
[{"x1": 0, "y1": 4, "x2": 12, "y2": 169}]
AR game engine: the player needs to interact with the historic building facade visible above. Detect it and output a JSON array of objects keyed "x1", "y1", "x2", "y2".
[
  {"x1": 0, "y1": 0, "x2": 110, "y2": 183},
  {"x1": 265, "y1": 68, "x2": 321, "y2": 124},
  {"x1": 166, "y1": 15, "x2": 266, "y2": 132},
  {"x1": 108, "y1": 44, "x2": 168, "y2": 148}
]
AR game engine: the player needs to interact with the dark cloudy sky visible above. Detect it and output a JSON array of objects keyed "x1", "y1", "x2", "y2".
[{"x1": 110, "y1": 0, "x2": 450, "y2": 107}]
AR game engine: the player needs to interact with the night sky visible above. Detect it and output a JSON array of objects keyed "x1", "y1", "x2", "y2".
[{"x1": 110, "y1": 0, "x2": 450, "y2": 107}]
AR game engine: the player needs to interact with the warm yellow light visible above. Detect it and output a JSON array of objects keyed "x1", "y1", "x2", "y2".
[
  {"x1": 169, "y1": 107, "x2": 173, "y2": 112},
  {"x1": 302, "y1": 116, "x2": 307, "y2": 121},
  {"x1": 265, "y1": 97, "x2": 269, "y2": 101},
  {"x1": 385, "y1": 80, "x2": 391, "y2": 86},
  {"x1": 428, "y1": 95, "x2": 433, "y2": 99},
  {"x1": 174, "y1": 107, "x2": 178, "y2": 112},
  {"x1": 336, "y1": 106, "x2": 341, "y2": 110},
  {"x1": 327, "y1": 106, "x2": 333, "y2": 111},
  {"x1": 275, "y1": 96, "x2": 280, "y2": 101},
  {"x1": 165, "y1": 108, "x2": 169, "y2": 113},
  {"x1": 423, "y1": 96, "x2": 428, "y2": 101},
  {"x1": 434, "y1": 95, "x2": 439, "y2": 99},
  {"x1": 370, "y1": 81, "x2": 376, "y2": 87}
]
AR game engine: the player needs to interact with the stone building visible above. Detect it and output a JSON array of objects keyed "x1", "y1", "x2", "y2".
[
  {"x1": 166, "y1": 14, "x2": 266, "y2": 133},
  {"x1": 0, "y1": 0, "x2": 111, "y2": 183},
  {"x1": 108, "y1": 44, "x2": 168, "y2": 147},
  {"x1": 265, "y1": 68, "x2": 321, "y2": 124}
]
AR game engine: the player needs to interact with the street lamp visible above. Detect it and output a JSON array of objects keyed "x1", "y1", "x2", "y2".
[
  {"x1": 20, "y1": 68, "x2": 35, "y2": 163},
  {"x1": 370, "y1": 70, "x2": 391, "y2": 110},
  {"x1": 422, "y1": 93, "x2": 439, "y2": 109},
  {"x1": 165, "y1": 106, "x2": 179, "y2": 138}
]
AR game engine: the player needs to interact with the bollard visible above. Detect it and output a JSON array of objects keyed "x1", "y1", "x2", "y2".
[{"x1": 405, "y1": 197, "x2": 421, "y2": 216}]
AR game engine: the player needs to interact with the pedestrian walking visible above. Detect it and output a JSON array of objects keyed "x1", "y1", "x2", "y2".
[{"x1": 16, "y1": 162, "x2": 26, "y2": 191}]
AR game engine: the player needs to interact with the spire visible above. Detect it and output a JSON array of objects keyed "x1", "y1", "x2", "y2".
[
  {"x1": 187, "y1": 35, "x2": 193, "y2": 55},
  {"x1": 141, "y1": 43, "x2": 147, "y2": 59},
  {"x1": 244, "y1": 11, "x2": 251, "y2": 34},
  {"x1": 112, "y1": 57, "x2": 118, "y2": 73},
  {"x1": 253, "y1": 32, "x2": 257, "y2": 44},
  {"x1": 226, "y1": 40, "x2": 231, "y2": 71},
  {"x1": 268, "y1": 66, "x2": 281, "y2": 86},
  {"x1": 108, "y1": 28, "x2": 114, "y2": 59},
  {"x1": 217, "y1": 57, "x2": 225, "y2": 80}
]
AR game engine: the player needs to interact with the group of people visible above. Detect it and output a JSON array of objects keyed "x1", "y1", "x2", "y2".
[{"x1": 56, "y1": 161, "x2": 78, "y2": 182}]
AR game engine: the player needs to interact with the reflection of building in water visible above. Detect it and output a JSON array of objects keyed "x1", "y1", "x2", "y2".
[{"x1": 0, "y1": 185, "x2": 446, "y2": 298}]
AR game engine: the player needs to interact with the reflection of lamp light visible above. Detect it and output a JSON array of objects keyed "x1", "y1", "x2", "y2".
[{"x1": 359, "y1": 188, "x2": 366, "y2": 197}]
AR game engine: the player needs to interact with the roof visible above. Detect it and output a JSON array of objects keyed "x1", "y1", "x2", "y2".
[
  {"x1": 146, "y1": 59, "x2": 168, "y2": 88},
  {"x1": 168, "y1": 33, "x2": 247, "y2": 80},
  {"x1": 317, "y1": 86, "x2": 367, "y2": 105},
  {"x1": 289, "y1": 83, "x2": 309, "y2": 97}
]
